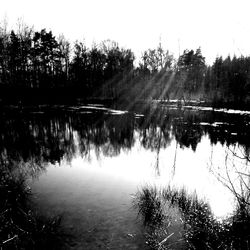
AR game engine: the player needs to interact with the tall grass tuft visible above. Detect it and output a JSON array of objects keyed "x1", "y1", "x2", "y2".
[
  {"x1": 133, "y1": 186, "x2": 179, "y2": 249},
  {"x1": 133, "y1": 186, "x2": 166, "y2": 228}
]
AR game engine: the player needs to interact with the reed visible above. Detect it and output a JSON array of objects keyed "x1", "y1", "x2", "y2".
[{"x1": 133, "y1": 185, "x2": 250, "y2": 249}]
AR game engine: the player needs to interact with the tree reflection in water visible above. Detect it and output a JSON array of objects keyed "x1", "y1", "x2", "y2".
[
  {"x1": 1, "y1": 104, "x2": 250, "y2": 248},
  {"x1": 0, "y1": 104, "x2": 249, "y2": 171}
]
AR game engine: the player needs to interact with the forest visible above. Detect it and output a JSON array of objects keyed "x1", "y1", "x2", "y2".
[{"x1": 0, "y1": 22, "x2": 250, "y2": 108}]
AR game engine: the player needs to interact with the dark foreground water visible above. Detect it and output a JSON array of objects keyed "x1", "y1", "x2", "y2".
[{"x1": 1, "y1": 103, "x2": 250, "y2": 249}]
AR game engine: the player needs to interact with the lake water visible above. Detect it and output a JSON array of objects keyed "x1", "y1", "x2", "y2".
[{"x1": 1, "y1": 103, "x2": 250, "y2": 249}]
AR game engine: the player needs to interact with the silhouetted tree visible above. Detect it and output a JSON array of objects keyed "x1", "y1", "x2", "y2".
[
  {"x1": 70, "y1": 41, "x2": 89, "y2": 88},
  {"x1": 0, "y1": 21, "x2": 9, "y2": 85},
  {"x1": 32, "y1": 29, "x2": 60, "y2": 87},
  {"x1": 139, "y1": 42, "x2": 173, "y2": 74},
  {"x1": 177, "y1": 48, "x2": 206, "y2": 93}
]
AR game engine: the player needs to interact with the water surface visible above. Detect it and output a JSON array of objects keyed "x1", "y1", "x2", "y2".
[{"x1": 1, "y1": 103, "x2": 250, "y2": 248}]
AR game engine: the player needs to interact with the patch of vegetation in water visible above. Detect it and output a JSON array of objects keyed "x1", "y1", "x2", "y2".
[
  {"x1": 133, "y1": 185, "x2": 250, "y2": 250},
  {"x1": 0, "y1": 162, "x2": 65, "y2": 250}
]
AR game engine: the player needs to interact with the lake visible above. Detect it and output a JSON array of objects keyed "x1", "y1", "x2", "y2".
[{"x1": 1, "y1": 102, "x2": 250, "y2": 249}]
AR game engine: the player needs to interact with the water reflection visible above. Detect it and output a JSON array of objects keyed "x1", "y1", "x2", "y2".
[
  {"x1": 1, "y1": 105, "x2": 250, "y2": 194},
  {"x1": 1, "y1": 104, "x2": 249, "y2": 165},
  {"x1": 1, "y1": 104, "x2": 250, "y2": 248}
]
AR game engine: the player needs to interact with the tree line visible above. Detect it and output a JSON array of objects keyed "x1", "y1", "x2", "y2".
[{"x1": 0, "y1": 22, "x2": 250, "y2": 107}]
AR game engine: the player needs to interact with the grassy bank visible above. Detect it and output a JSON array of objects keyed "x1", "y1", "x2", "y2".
[
  {"x1": 133, "y1": 186, "x2": 250, "y2": 249},
  {"x1": 0, "y1": 163, "x2": 64, "y2": 250}
]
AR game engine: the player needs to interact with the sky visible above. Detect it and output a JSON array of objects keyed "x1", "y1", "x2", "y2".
[{"x1": 1, "y1": 0, "x2": 250, "y2": 64}]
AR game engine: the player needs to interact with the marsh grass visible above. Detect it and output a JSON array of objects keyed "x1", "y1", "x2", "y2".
[
  {"x1": 133, "y1": 186, "x2": 180, "y2": 249},
  {"x1": 0, "y1": 166, "x2": 64, "y2": 250},
  {"x1": 133, "y1": 186, "x2": 166, "y2": 228},
  {"x1": 134, "y1": 186, "x2": 250, "y2": 250},
  {"x1": 162, "y1": 187, "x2": 223, "y2": 249}
]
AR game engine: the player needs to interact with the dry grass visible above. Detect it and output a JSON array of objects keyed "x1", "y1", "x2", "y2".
[{"x1": 0, "y1": 165, "x2": 64, "y2": 250}]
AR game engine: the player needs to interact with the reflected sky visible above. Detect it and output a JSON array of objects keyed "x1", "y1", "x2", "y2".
[
  {"x1": 39, "y1": 132, "x2": 238, "y2": 218},
  {"x1": 1, "y1": 103, "x2": 250, "y2": 248}
]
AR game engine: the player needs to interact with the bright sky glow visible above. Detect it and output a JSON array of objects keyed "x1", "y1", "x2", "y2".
[
  {"x1": 2, "y1": 0, "x2": 250, "y2": 64},
  {"x1": 36, "y1": 133, "x2": 236, "y2": 218}
]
